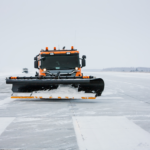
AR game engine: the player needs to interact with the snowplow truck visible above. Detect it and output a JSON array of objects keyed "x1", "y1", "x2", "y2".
[{"x1": 6, "y1": 46, "x2": 104, "y2": 99}]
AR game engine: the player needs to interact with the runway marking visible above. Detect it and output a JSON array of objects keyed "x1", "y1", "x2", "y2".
[
  {"x1": 73, "y1": 116, "x2": 150, "y2": 150},
  {"x1": 0, "y1": 117, "x2": 15, "y2": 135}
]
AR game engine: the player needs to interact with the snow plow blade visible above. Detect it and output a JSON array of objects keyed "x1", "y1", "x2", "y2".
[{"x1": 6, "y1": 77, "x2": 104, "y2": 97}]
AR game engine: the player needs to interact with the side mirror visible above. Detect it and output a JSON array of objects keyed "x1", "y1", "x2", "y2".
[
  {"x1": 82, "y1": 55, "x2": 86, "y2": 59},
  {"x1": 34, "y1": 55, "x2": 39, "y2": 61},
  {"x1": 82, "y1": 55, "x2": 86, "y2": 67},
  {"x1": 82, "y1": 59, "x2": 86, "y2": 67},
  {"x1": 34, "y1": 61, "x2": 38, "y2": 68},
  {"x1": 34, "y1": 57, "x2": 37, "y2": 61}
]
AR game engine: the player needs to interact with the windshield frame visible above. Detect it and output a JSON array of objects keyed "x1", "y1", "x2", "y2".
[{"x1": 40, "y1": 53, "x2": 80, "y2": 70}]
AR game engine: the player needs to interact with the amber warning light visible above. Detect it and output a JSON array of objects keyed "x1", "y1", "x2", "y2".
[
  {"x1": 71, "y1": 46, "x2": 74, "y2": 50},
  {"x1": 10, "y1": 77, "x2": 17, "y2": 79},
  {"x1": 54, "y1": 47, "x2": 56, "y2": 50},
  {"x1": 46, "y1": 47, "x2": 48, "y2": 50}
]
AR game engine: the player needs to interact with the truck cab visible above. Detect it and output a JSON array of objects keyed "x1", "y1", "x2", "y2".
[{"x1": 34, "y1": 46, "x2": 86, "y2": 77}]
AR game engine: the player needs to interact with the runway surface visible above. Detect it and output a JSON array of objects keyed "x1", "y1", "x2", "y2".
[{"x1": 0, "y1": 71, "x2": 150, "y2": 150}]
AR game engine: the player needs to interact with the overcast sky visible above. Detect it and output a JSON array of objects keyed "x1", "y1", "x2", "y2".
[{"x1": 0, "y1": 0, "x2": 150, "y2": 71}]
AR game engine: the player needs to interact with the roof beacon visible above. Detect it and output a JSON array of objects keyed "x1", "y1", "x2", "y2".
[
  {"x1": 46, "y1": 47, "x2": 48, "y2": 51},
  {"x1": 71, "y1": 46, "x2": 74, "y2": 50}
]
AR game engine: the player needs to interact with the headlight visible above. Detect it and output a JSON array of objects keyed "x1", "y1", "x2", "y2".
[
  {"x1": 43, "y1": 68, "x2": 46, "y2": 72},
  {"x1": 75, "y1": 67, "x2": 78, "y2": 71}
]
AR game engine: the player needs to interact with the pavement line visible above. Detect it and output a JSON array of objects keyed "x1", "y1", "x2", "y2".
[
  {"x1": 73, "y1": 118, "x2": 87, "y2": 150},
  {"x1": 0, "y1": 117, "x2": 15, "y2": 135},
  {"x1": 73, "y1": 116, "x2": 150, "y2": 150}
]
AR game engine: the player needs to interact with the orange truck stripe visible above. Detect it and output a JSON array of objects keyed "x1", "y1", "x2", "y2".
[
  {"x1": 40, "y1": 51, "x2": 79, "y2": 55},
  {"x1": 88, "y1": 97, "x2": 96, "y2": 99},
  {"x1": 81, "y1": 97, "x2": 87, "y2": 99},
  {"x1": 11, "y1": 96, "x2": 34, "y2": 99}
]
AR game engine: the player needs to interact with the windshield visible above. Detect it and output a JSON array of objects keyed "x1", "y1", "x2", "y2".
[{"x1": 40, "y1": 54, "x2": 80, "y2": 70}]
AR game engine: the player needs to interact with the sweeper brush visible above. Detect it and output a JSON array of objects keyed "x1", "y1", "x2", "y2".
[{"x1": 6, "y1": 46, "x2": 104, "y2": 99}]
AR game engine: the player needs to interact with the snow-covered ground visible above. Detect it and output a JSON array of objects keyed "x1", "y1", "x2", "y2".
[{"x1": 0, "y1": 71, "x2": 150, "y2": 149}]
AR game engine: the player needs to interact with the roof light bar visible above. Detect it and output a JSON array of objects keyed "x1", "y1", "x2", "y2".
[{"x1": 10, "y1": 77, "x2": 17, "y2": 79}]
